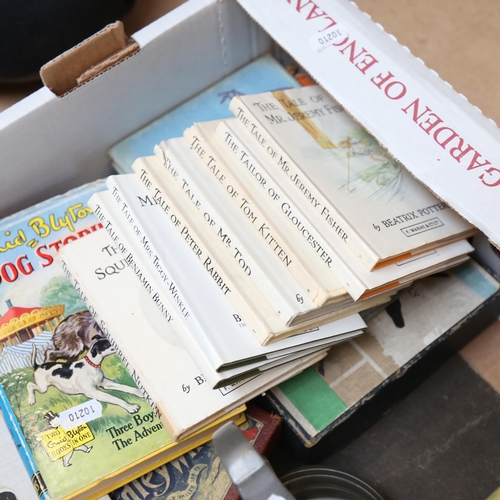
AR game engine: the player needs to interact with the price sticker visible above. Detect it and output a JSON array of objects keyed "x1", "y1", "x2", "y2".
[
  {"x1": 59, "y1": 399, "x2": 102, "y2": 430},
  {"x1": 309, "y1": 25, "x2": 349, "y2": 52}
]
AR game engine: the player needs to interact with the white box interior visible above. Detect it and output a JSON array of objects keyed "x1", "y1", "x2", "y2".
[{"x1": 0, "y1": 0, "x2": 270, "y2": 218}]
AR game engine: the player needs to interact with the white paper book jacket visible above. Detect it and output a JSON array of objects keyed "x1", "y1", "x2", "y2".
[
  {"x1": 0, "y1": 181, "x2": 173, "y2": 500},
  {"x1": 233, "y1": 85, "x2": 475, "y2": 268}
]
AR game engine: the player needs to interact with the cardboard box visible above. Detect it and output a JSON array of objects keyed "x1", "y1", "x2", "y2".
[
  {"x1": 1, "y1": 0, "x2": 499, "y2": 455},
  {"x1": 0, "y1": 0, "x2": 271, "y2": 217},
  {"x1": 2, "y1": 0, "x2": 500, "y2": 251}
]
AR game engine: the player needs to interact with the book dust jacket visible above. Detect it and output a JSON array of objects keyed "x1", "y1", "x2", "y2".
[
  {"x1": 0, "y1": 181, "x2": 172, "y2": 500},
  {"x1": 232, "y1": 85, "x2": 475, "y2": 269},
  {"x1": 112, "y1": 409, "x2": 268, "y2": 500}
]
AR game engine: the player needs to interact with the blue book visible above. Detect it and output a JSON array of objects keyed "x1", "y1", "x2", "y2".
[
  {"x1": 0, "y1": 386, "x2": 42, "y2": 500},
  {"x1": 108, "y1": 54, "x2": 300, "y2": 173}
]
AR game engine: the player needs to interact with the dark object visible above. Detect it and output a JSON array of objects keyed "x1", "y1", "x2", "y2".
[
  {"x1": 384, "y1": 298, "x2": 404, "y2": 328},
  {"x1": 261, "y1": 260, "x2": 500, "y2": 463},
  {"x1": 318, "y1": 354, "x2": 500, "y2": 500},
  {"x1": 0, "y1": 0, "x2": 135, "y2": 82},
  {"x1": 269, "y1": 354, "x2": 500, "y2": 500},
  {"x1": 281, "y1": 467, "x2": 385, "y2": 500}
]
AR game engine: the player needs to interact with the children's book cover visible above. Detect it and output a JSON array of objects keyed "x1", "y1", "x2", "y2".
[
  {"x1": 0, "y1": 181, "x2": 175, "y2": 500},
  {"x1": 108, "y1": 54, "x2": 300, "y2": 174},
  {"x1": 231, "y1": 85, "x2": 475, "y2": 269},
  {"x1": 110, "y1": 405, "x2": 282, "y2": 500}
]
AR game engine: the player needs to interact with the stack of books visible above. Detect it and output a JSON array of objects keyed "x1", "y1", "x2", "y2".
[
  {"x1": 97, "y1": 86, "x2": 472, "y2": 316},
  {"x1": 0, "y1": 56, "x2": 476, "y2": 500},
  {"x1": 0, "y1": 56, "x2": 327, "y2": 500},
  {"x1": 59, "y1": 81, "x2": 475, "y2": 447},
  {"x1": 0, "y1": 54, "x2": 319, "y2": 500},
  {"x1": 0, "y1": 181, "x2": 249, "y2": 500}
]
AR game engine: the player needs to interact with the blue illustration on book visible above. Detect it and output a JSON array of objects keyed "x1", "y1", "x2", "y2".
[{"x1": 108, "y1": 54, "x2": 300, "y2": 174}]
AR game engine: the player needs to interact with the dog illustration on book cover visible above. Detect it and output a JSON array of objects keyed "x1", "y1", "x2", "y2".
[
  {"x1": 43, "y1": 310, "x2": 104, "y2": 363},
  {"x1": 28, "y1": 332, "x2": 143, "y2": 414}
]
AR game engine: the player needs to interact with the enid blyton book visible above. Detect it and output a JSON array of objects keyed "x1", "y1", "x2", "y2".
[{"x1": 0, "y1": 181, "x2": 243, "y2": 500}]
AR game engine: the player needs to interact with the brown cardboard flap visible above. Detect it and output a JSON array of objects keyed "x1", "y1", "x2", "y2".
[{"x1": 40, "y1": 21, "x2": 139, "y2": 96}]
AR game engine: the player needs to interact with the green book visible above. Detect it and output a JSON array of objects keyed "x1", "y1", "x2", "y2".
[{"x1": 265, "y1": 259, "x2": 500, "y2": 458}]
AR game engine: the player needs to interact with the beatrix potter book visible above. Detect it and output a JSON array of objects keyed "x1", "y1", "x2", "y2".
[{"x1": 229, "y1": 85, "x2": 475, "y2": 271}]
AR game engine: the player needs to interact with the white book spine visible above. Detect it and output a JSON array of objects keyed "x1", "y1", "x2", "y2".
[
  {"x1": 90, "y1": 193, "x2": 277, "y2": 390},
  {"x1": 215, "y1": 118, "x2": 373, "y2": 300},
  {"x1": 64, "y1": 202, "x2": 332, "y2": 414},
  {"x1": 59, "y1": 231, "x2": 211, "y2": 440},
  {"x1": 219, "y1": 118, "x2": 473, "y2": 298},
  {"x1": 92, "y1": 185, "x2": 362, "y2": 378},
  {"x1": 143, "y1": 142, "x2": 319, "y2": 323},
  {"x1": 105, "y1": 174, "x2": 287, "y2": 347},
  {"x1": 229, "y1": 93, "x2": 379, "y2": 269},
  {"x1": 58, "y1": 231, "x2": 256, "y2": 440},
  {"x1": 108, "y1": 172, "x2": 288, "y2": 345},
  {"x1": 132, "y1": 156, "x2": 299, "y2": 338},
  {"x1": 88, "y1": 192, "x2": 236, "y2": 388},
  {"x1": 183, "y1": 123, "x2": 325, "y2": 305},
  {"x1": 59, "y1": 249, "x2": 164, "y2": 424}
]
